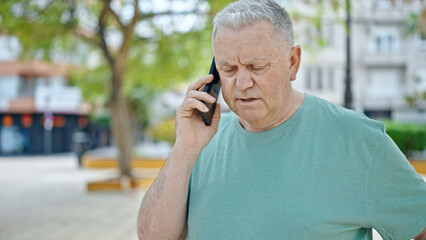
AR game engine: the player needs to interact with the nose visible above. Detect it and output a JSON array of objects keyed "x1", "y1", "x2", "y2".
[{"x1": 235, "y1": 68, "x2": 254, "y2": 91}]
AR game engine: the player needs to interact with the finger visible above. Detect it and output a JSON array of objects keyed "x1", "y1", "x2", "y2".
[
  {"x1": 198, "y1": 84, "x2": 206, "y2": 92},
  {"x1": 187, "y1": 74, "x2": 214, "y2": 94},
  {"x1": 179, "y1": 98, "x2": 209, "y2": 115},
  {"x1": 186, "y1": 90, "x2": 216, "y2": 103},
  {"x1": 211, "y1": 103, "x2": 221, "y2": 127}
]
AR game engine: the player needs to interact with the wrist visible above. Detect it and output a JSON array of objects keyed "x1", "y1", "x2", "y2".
[
  {"x1": 174, "y1": 138, "x2": 206, "y2": 154},
  {"x1": 171, "y1": 143, "x2": 203, "y2": 159},
  {"x1": 168, "y1": 143, "x2": 203, "y2": 174}
]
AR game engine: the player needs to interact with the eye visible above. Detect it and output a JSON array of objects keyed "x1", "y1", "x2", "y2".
[
  {"x1": 221, "y1": 67, "x2": 237, "y2": 75},
  {"x1": 250, "y1": 64, "x2": 268, "y2": 72}
]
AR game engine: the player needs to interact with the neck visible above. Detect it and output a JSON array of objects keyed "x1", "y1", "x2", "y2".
[{"x1": 239, "y1": 89, "x2": 305, "y2": 132}]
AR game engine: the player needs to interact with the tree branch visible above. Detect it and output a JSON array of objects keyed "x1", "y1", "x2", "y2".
[
  {"x1": 24, "y1": 0, "x2": 55, "y2": 17},
  {"x1": 118, "y1": 0, "x2": 139, "y2": 63},
  {"x1": 74, "y1": 27, "x2": 99, "y2": 48},
  {"x1": 103, "y1": 0, "x2": 125, "y2": 30},
  {"x1": 99, "y1": 2, "x2": 115, "y2": 68},
  {"x1": 133, "y1": 35, "x2": 155, "y2": 43},
  {"x1": 140, "y1": 9, "x2": 206, "y2": 21}
]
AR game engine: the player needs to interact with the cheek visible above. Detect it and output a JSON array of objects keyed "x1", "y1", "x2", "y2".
[
  {"x1": 220, "y1": 79, "x2": 234, "y2": 104},
  {"x1": 259, "y1": 77, "x2": 289, "y2": 100},
  {"x1": 262, "y1": 86, "x2": 280, "y2": 102}
]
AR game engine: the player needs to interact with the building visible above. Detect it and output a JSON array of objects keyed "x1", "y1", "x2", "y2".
[
  {"x1": 0, "y1": 60, "x2": 89, "y2": 154},
  {"x1": 291, "y1": 0, "x2": 426, "y2": 123}
]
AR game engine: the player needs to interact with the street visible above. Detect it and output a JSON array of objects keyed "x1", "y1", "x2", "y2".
[{"x1": 0, "y1": 154, "x2": 145, "y2": 240}]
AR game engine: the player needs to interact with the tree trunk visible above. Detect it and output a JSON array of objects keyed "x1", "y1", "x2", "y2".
[{"x1": 109, "y1": 68, "x2": 134, "y2": 178}]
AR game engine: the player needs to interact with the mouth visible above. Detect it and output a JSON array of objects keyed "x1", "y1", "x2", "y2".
[{"x1": 237, "y1": 97, "x2": 260, "y2": 103}]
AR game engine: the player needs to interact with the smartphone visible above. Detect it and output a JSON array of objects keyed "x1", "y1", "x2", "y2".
[{"x1": 199, "y1": 58, "x2": 221, "y2": 126}]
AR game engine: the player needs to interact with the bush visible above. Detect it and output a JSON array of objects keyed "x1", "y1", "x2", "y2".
[
  {"x1": 146, "y1": 117, "x2": 176, "y2": 145},
  {"x1": 383, "y1": 120, "x2": 426, "y2": 155}
]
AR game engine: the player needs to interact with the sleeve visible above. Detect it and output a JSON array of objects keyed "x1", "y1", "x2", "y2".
[{"x1": 367, "y1": 133, "x2": 426, "y2": 240}]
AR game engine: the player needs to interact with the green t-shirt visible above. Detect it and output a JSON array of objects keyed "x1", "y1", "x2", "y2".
[{"x1": 186, "y1": 94, "x2": 426, "y2": 240}]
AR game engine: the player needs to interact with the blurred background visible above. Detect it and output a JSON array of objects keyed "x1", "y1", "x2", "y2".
[{"x1": 0, "y1": 0, "x2": 425, "y2": 239}]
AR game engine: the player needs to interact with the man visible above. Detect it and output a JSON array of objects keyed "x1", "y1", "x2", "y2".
[{"x1": 137, "y1": 0, "x2": 426, "y2": 239}]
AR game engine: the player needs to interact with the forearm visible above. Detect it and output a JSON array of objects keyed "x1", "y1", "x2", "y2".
[{"x1": 137, "y1": 145, "x2": 200, "y2": 240}]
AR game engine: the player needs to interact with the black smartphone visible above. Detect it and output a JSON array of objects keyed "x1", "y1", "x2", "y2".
[{"x1": 199, "y1": 58, "x2": 221, "y2": 126}]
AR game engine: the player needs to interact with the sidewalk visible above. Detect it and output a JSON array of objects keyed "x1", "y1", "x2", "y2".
[{"x1": 0, "y1": 154, "x2": 145, "y2": 240}]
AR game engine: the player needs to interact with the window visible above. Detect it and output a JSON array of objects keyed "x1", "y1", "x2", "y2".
[
  {"x1": 317, "y1": 68, "x2": 323, "y2": 90},
  {"x1": 374, "y1": 33, "x2": 398, "y2": 53},
  {"x1": 375, "y1": 36, "x2": 383, "y2": 52},
  {"x1": 367, "y1": 68, "x2": 401, "y2": 98},
  {"x1": 420, "y1": 32, "x2": 426, "y2": 50},
  {"x1": 388, "y1": 35, "x2": 394, "y2": 48},
  {"x1": 0, "y1": 76, "x2": 19, "y2": 98},
  {"x1": 328, "y1": 69, "x2": 334, "y2": 90},
  {"x1": 305, "y1": 68, "x2": 312, "y2": 90},
  {"x1": 19, "y1": 78, "x2": 36, "y2": 97},
  {"x1": 375, "y1": 0, "x2": 392, "y2": 10}
]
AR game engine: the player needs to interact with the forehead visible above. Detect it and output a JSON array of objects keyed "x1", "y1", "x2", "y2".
[{"x1": 213, "y1": 21, "x2": 286, "y2": 63}]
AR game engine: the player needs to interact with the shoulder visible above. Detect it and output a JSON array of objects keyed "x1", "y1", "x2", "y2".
[{"x1": 309, "y1": 95, "x2": 385, "y2": 138}]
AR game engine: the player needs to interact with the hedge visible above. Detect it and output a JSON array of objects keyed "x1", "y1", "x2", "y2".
[{"x1": 383, "y1": 120, "x2": 426, "y2": 156}]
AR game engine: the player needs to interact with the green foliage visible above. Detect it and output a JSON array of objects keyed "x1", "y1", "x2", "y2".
[
  {"x1": 383, "y1": 120, "x2": 426, "y2": 155},
  {"x1": 123, "y1": 28, "x2": 213, "y2": 96},
  {"x1": 146, "y1": 117, "x2": 176, "y2": 144},
  {"x1": 404, "y1": 91, "x2": 426, "y2": 107},
  {"x1": 406, "y1": 13, "x2": 420, "y2": 35},
  {"x1": 0, "y1": 0, "x2": 79, "y2": 60},
  {"x1": 69, "y1": 62, "x2": 111, "y2": 104},
  {"x1": 90, "y1": 110, "x2": 111, "y2": 129},
  {"x1": 290, "y1": 0, "x2": 343, "y2": 53},
  {"x1": 404, "y1": 8, "x2": 426, "y2": 36},
  {"x1": 207, "y1": 0, "x2": 234, "y2": 14},
  {"x1": 68, "y1": 24, "x2": 216, "y2": 130},
  {"x1": 1, "y1": 0, "x2": 232, "y2": 131}
]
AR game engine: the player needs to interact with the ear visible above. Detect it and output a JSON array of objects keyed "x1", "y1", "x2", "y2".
[{"x1": 289, "y1": 45, "x2": 301, "y2": 81}]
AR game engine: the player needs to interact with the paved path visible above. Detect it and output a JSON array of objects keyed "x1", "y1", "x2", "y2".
[{"x1": 0, "y1": 154, "x2": 146, "y2": 240}]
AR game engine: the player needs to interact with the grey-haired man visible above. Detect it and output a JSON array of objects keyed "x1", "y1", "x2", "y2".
[{"x1": 137, "y1": 1, "x2": 426, "y2": 239}]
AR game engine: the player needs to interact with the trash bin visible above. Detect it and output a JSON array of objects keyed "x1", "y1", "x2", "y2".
[{"x1": 72, "y1": 131, "x2": 92, "y2": 167}]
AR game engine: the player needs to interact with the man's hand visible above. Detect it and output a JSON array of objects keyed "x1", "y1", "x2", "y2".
[
  {"x1": 175, "y1": 74, "x2": 221, "y2": 155},
  {"x1": 414, "y1": 227, "x2": 426, "y2": 240}
]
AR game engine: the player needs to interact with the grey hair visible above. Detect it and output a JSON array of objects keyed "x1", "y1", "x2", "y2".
[{"x1": 212, "y1": 0, "x2": 295, "y2": 49}]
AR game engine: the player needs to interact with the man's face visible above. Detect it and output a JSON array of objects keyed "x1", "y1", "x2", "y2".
[{"x1": 213, "y1": 20, "x2": 300, "y2": 130}]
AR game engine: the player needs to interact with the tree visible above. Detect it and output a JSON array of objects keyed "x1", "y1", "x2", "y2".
[{"x1": 0, "y1": 0, "x2": 231, "y2": 179}]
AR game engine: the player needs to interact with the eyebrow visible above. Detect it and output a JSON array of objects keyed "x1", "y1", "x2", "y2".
[
  {"x1": 218, "y1": 60, "x2": 234, "y2": 67},
  {"x1": 218, "y1": 57, "x2": 270, "y2": 67}
]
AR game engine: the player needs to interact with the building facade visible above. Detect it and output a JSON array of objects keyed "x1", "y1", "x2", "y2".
[
  {"x1": 0, "y1": 60, "x2": 88, "y2": 154},
  {"x1": 291, "y1": 0, "x2": 426, "y2": 122}
]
